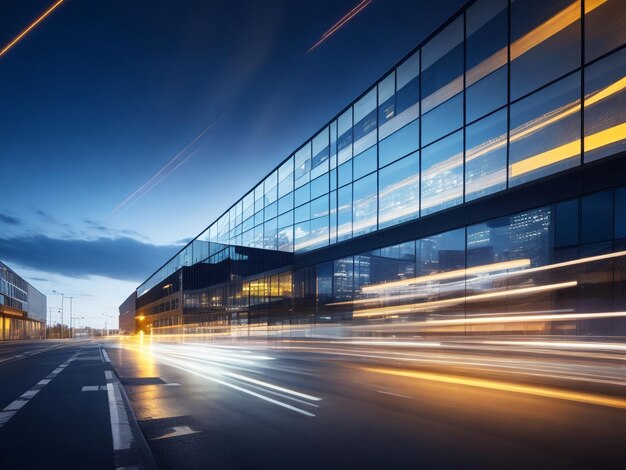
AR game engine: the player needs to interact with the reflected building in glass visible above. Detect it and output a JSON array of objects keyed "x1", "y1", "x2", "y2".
[
  {"x1": 123, "y1": 0, "x2": 626, "y2": 338},
  {"x1": 0, "y1": 261, "x2": 46, "y2": 340}
]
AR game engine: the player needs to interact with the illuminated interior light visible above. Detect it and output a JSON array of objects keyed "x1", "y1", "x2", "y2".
[{"x1": 363, "y1": 365, "x2": 626, "y2": 410}]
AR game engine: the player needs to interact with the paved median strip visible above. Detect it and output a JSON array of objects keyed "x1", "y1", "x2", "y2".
[{"x1": 0, "y1": 349, "x2": 81, "y2": 427}]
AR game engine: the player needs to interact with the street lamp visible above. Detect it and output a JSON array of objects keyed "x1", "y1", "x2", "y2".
[{"x1": 52, "y1": 290, "x2": 64, "y2": 339}]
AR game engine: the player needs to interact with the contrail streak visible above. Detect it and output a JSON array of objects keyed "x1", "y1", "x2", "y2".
[
  {"x1": 0, "y1": 0, "x2": 65, "y2": 58},
  {"x1": 103, "y1": 115, "x2": 224, "y2": 222},
  {"x1": 308, "y1": 0, "x2": 372, "y2": 53}
]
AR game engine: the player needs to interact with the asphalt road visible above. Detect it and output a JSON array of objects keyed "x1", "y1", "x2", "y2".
[
  {"x1": 0, "y1": 339, "x2": 150, "y2": 470},
  {"x1": 102, "y1": 336, "x2": 626, "y2": 470}
]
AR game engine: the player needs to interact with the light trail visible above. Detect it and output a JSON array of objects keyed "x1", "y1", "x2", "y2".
[
  {"x1": 351, "y1": 281, "x2": 578, "y2": 317},
  {"x1": 104, "y1": 115, "x2": 224, "y2": 221},
  {"x1": 363, "y1": 366, "x2": 626, "y2": 410},
  {"x1": 308, "y1": 0, "x2": 372, "y2": 53},
  {"x1": 0, "y1": 0, "x2": 65, "y2": 59}
]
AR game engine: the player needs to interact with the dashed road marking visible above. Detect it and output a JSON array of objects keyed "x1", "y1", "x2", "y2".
[
  {"x1": 0, "y1": 349, "x2": 81, "y2": 428},
  {"x1": 102, "y1": 349, "x2": 111, "y2": 363},
  {"x1": 82, "y1": 385, "x2": 107, "y2": 392}
]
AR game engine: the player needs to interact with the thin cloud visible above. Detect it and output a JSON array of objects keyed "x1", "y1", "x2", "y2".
[
  {"x1": 0, "y1": 214, "x2": 22, "y2": 225},
  {"x1": 0, "y1": 234, "x2": 179, "y2": 282},
  {"x1": 104, "y1": 115, "x2": 225, "y2": 222},
  {"x1": 308, "y1": 0, "x2": 372, "y2": 53}
]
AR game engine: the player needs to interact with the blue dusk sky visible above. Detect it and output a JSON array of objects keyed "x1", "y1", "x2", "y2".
[{"x1": 0, "y1": 0, "x2": 464, "y2": 328}]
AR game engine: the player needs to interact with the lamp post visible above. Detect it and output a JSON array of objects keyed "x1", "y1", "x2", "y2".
[
  {"x1": 52, "y1": 291, "x2": 64, "y2": 338},
  {"x1": 66, "y1": 296, "x2": 74, "y2": 339}
]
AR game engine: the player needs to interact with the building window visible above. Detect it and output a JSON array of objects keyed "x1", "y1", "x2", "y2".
[{"x1": 509, "y1": 72, "x2": 581, "y2": 186}]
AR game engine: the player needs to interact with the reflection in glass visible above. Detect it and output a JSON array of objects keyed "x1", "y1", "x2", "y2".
[
  {"x1": 295, "y1": 142, "x2": 312, "y2": 187},
  {"x1": 422, "y1": 94, "x2": 463, "y2": 146},
  {"x1": 353, "y1": 173, "x2": 378, "y2": 237},
  {"x1": 378, "y1": 151, "x2": 420, "y2": 229},
  {"x1": 337, "y1": 184, "x2": 352, "y2": 242},
  {"x1": 421, "y1": 130, "x2": 463, "y2": 215},
  {"x1": 353, "y1": 146, "x2": 377, "y2": 180},
  {"x1": 379, "y1": 119, "x2": 419, "y2": 167},
  {"x1": 338, "y1": 109, "x2": 353, "y2": 164},
  {"x1": 585, "y1": 0, "x2": 626, "y2": 62},
  {"x1": 509, "y1": 73, "x2": 580, "y2": 186},
  {"x1": 379, "y1": 64, "x2": 417, "y2": 145},
  {"x1": 510, "y1": 0, "x2": 581, "y2": 100},
  {"x1": 278, "y1": 157, "x2": 294, "y2": 197},
  {"x1": 354, "y1": 88, "x2": 377, "y2": 155},
  {"x1": 465, "y1": 0, "x2": 508, "y2": 123},
  {"x1": 584, "y1": 48, "x2": 626, "y2": 163},
  {"x1": 465, "y1": 108, "x2": 507, "y2": 201},
  {"x1": 422, "y1": 16, "x2": 464, "y2": 114}
]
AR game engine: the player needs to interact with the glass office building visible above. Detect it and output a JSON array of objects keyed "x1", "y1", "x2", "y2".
[
  {"x1": 0, "y1": 261, "x2": 46, "y2": 340},
  {"x1": 125, "y1": 0, "x2": 626, "y2": 337}
]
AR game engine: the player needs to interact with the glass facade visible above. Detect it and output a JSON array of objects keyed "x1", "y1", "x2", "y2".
[
  {"x1": 0, "y1": 261, "x2": 46, "y2": 340},
  {"x1": 129, "y1": 0, "x2": 626, "y2": 339}
]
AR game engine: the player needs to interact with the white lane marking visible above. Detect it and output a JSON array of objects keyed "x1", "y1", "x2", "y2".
[
  {"x1": 82, "y1": 386, "x2": 100, "y2": 392},
  {"x1": 163, "y1": 383, "x2": 180, "y2": 386},
  {"x1": 104, "y1": 372, "x2": 134, "y2": 451},
  {"x1": 20, "y1": 390, "x2": 39, "y2": 399},
  {"x1": 4, "y1": 400, "x2": 28, "y2": 411},
  {"x1": 377, "y1": 390, "x2": 412, "y2": 399},
  {"x1": 102, "y1": 349, "x2": 111, "y2": 363},
  {"x1": 151, "y1": 425, "x2": 200, "y2": 440},
  {"x1": 0, "y1": 350, "x2": 81, "y2": 428}
]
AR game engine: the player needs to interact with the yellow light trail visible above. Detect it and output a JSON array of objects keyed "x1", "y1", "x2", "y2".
[
  {"x1": 0, "y1": 0, "x2": 65, "y2": 58},
  {"x1": 363, "y1": 366, "x2": 626, "y2": 410}
]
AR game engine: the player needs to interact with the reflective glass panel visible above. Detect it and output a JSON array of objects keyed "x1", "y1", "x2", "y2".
[
  {"x1": 278, "y1": 156, "x2": 294, "y2": 197},
  {"x1": 509, "y1": 73, "x2": 581, "y2": 186},
  {"x1": 338, "y1": 109, "x2": 353, "y2": 164},
  {"x1": 585, "y1": 0, "x2": 626, "y2": 62},
  {"x1": 396, "y1": 50, "x2": 420, "y2": 122},
  {"x1": 312, "y1": 127, "x2": 330, "y2": 170},
  {"x1": 421, "y1": 130, "x2": 464, "y2": 215},
  {"x1": 510, "y1": 0, "x2": 581, "y2": 100},
  {"x1": 378, "y1": 72, "x2": 395, "y2": 132},
  {"x1": 278, "y1": 193, "x2": 293, "y2": 214},
  {"x1": 379, "y1": 119, "x2": 419, "y2": 167},
  {"x1": 422, "y1": 16, "x2": 464, "y2": 114},
  {"x1": 295, "y1": 142, "x2": 312, "y2": 186},
  {"x1": 466, "y1": 0, "x2": 508, "y2": 123},
  {"x1": 353, "y1": 146, "x2": 377, "y2": 180},
  {"x1": 311, "y1": 194, "x2": 329, "y2": 219},
  {"x1": 353, "y1": 173, "x2": 378, "y2": 237},
  {"x1": 465, "y1": 108, "x2": 507, "y2": 201},
  {"x1": 378, "y1": 151, "x2": 420, "y2": 229},
  {"x1": 354, "y1": 88, "x2": 377, "y2": 155},
  {"x1": 422, "y1": 93, "x2": 463, "y2": 146},
  {"x1": 337, "y1": 184, "x2": 352, "y2": 241},
  {"x1": 584, "y1": 48, "x2": 626, "y2": 162},
  {"x1": 311, "y1": 174, "x2": 329, "y2": 199},
  {"x1": 278, "y1": 225, "x2": 293, "y2": 252}
]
